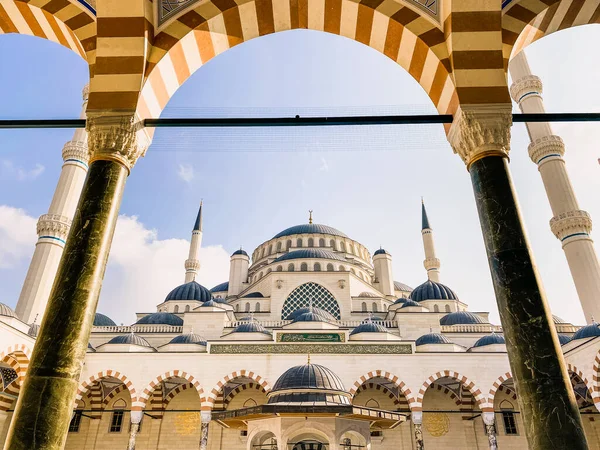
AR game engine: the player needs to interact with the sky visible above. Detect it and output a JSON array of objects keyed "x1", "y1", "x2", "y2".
[{"x1": 0, "y1": 25, "x2": 599, "y2": 325}]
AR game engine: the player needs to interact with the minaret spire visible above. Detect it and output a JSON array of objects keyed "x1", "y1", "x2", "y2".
[
  {"x1": 309, "y1": 210, "x2": 313, "y2": 224},
  {"x1": 421, "y1": 199, "x2": 441, "y2": 282},
  {"x1": 185, "y1": 202, "x2": 204, "y2": 283}
]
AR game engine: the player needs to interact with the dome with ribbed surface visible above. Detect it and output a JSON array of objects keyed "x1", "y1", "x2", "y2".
[
  {"x1": 410, "y1": 280, "x2": 458, "y2": 301},
  {"x1": 292, "y1": 308, "x2": 333, "y2": 324},
  {"x1": 274, "y1": 249, "x2": 347, "y2": 263},
  {"x1": 358, "y1": 292, "x2": 378, "y2": 298},
  {"x1": 394, "y1": 281, "x2": 413, "y2": 292},
  {"x1": 415, "y1": 333, "x2": 451, "y2": 346},
  {"x1": 0, "y1": 303, "x2": 17, "y2": 318},
  {"x1": 374, "y1": 249, "x2": 389, "y2": 256},
  {"x1": 401, "y1": 299, "x2": 421, "y2": 309},
  {"x1": 136, "y1": 312, "x2": 183, "y2": 326},
  {"x1": 572, "y1": 323, "x2": 600, "y2": 340},
  {"x1": 232, "y1": 249, "x2": 249, "y2": 256},
  {"x1": 273, "y1": 224, "x2": 347, "y2": 239},
  {"x1": 107, "y1": 333, "x2": 152, "y2": 347},
  {"x1": 440, "y1": 311, "x2": 485, "y2": 326},
  {"x1": 28, "y1": 323, "x2": 40, "y2": 338},
  {"x1": 287, "y1": 306, "x2": 336, "y2": 322},
  {"x1": 473, "y1": 334, "x2": 505, "y2": 347},
  {"x1": 169, "y1": 332, "x2": 207, "y2": 345},
  {"x1": 242, "y1": 292, "x2": 264, "y2": 298},
  {"x1": 553, "y1": 315, "x2": 566, "y2": 324},
  {"x1": 393, "y1": 297, "x2": 407, "y2": 305},
  {"x1": 233, "y1": 321, "x2": 272, "y2": 335},
  {"x1": 94, "y1": 313, "x2": 116, "y2": 327},
  {"x1": 350, "y1": 321, "x2": 388, "y2": 335},
  {"x1": 165, "y1": 281, "x2": 212, "y2": 302},
  {"x1": 210, "y1": 281, "x2": 229, "y2": 292},
  {"x1": 200, "y1": 299, "x2": 225, "y2": 308},
  {"x1": 558, "y1": 334, "x2": 572, "y2": 345},
  {"x1": 212, "y1": 297, "x2": 228, "y2": 304}
]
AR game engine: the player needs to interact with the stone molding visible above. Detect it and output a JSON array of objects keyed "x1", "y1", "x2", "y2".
[
  {"x1": 550, "y1": 210, "x2": 593, "y2": 241},
  {"x1": 201, "y1": 411, "x2": 212, "y2": 423},
  {"x1": 130, "y1": 410, "x2": 144, "y2": 424},
  {"x1": 87, "y1": 115, "x2": 150, "y2": 171},
  {"x1": 412, "y1": 411, "x2": 423, "y2": 424},
  {"x1": 423, "y1": 258, "x2": 440, "y2": 271},
  {"x1": 528, "y1": 135, "x2": 565, "y2": 165},
  {"x1": 510, "y1": 75, "x2": 542, "y2": 103},
  {"x1": 37, "y1": 214, "x2": 72, "y2": 241},
  {"x1": 447, "y1": 105, "x2": 513, "y2": 168},
  {"x1": 82, "y1": 83, "x2": 90, "y2": 102},
  {"x1": 185, "y1": 259, "x2": 200, "y2": 271},
  {"x1": 62, "y1": 140, "x2": 90, "y2": 165}
]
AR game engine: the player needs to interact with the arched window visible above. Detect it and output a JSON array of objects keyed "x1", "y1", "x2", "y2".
[
  {"x1": 445, "y1": 304, "x2": 451, "y2": 312},
  {"x1": 500, "y1": 401, "x2": 518, "y2": 435},
  {"x1": 276, "y1": 265, "x2": 283, "y2": 272},
  {"x1": 110, "y1": 399, "x2": 127, "y2": 433},
  {"x1": 339, "y1": 265, "x2": 346, "y2": 272},
  {"x1": 350, "y1": 268, "x2": 356, "y2": 275},
  {"x1": 365, "y1": 399, "x2": 380, "y2": 408},
  {"x1": 372, "y1": 302, "x2": 378, "y2": 312},
  {"x1": 286, "y1": 240, "x2": 292, "y2": 250},
  {"x1": 245, "y1": 302, "x2": 250, "y2": 312},
  {"x1": 261, "y1": 248, "x2": 266, "y2": 258},
  {"x1": 434, "y1": 304, "x2": 439, "y2": 312},
  {"x1": 174, "y1": 305, "x2": 179, "y2": 313},
  {"x1": 236, "y1": 304, "x2": 240, "y2": 311},
  {"x1": 259, "y1": 272, "x2": 263, "y2": 279},
  {"x1": 308, "y1": 238, "x2": 314, "y2": 247},
  {"x1": 185, "y1": 305, "x2": 190, "y2": 312},
  {"x1": 296, "y1": 238, "x2": 302, "y2": 247},
  {"x1": 362, "y1": 302, "x2": 367, "y2": 312},
  {"x1": 319, "y1": 238, "x2": 325, "y2": 247},
  {"x1": 255, "y1": 302, "x2": 261, "y2": 312},
  {"x1": 359, "y1": 272, "x2": 364, "y2": 280},
  {"x1": 330, "y1": 239, "x2": 336, "y2": 249},
  {"x1": 268, "y1": 245, "x2": 273, "y2": 255},
  {"x1": 288, "y1": 264, "x2": 295, "y2": 272},
  {"x1": 326, "y1": 263, "x2": 334, "y2": 271},
  {"x1": 281, "y1": 282, "x2": 341, "y2": 319},
  {"x1": 276, "y1": 242, "x2": 282, "y2": 252},
  {"x1": 300, "y1": 263, "x2": 308, "y2": 272},
  {"x1": 340, "y1": 242, "x2": 346, "y2": 252},
  {"x1": 243, "y1": 398, "x2": 258, "y2": 407},
  {"x1": 267, "y1": 268, "x2": 272, "y2": 274},
  {"x1": 314, "y1": 263, "x2": 321, "y2": 272}
]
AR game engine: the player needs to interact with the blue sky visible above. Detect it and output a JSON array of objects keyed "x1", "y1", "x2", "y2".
[{"x1": 0, "y1": 26, "x2": 599, "y2": 325}]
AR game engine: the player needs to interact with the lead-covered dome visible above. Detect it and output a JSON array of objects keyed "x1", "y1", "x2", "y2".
[
  {"x1": 572, "y1": 322, "x2": 600, "y2": 340},
  {"x1": 233, "y1": 321, "x2": 272, "y2": 335},
  {"x1": 107, "y1": 333, "x2": 152, "y2": 347},
  {"x1": 0, "y1": 303, "x2": 16, "y2": 318},
  {"x1": 274, "y1": 249, "x2": 347, "y2": 263},
  {"x1": 165, "y1": 281, "x2": 211, "y2": 302},
  {"x1": 416, "y1": 333, "x2": 451, "y2": 346},
  {"x1": 28, "y1": 323, "x2": 40, "y2": 338},
  {"x1": 473, "y1": 333, "x2": 505, "y2": 347},
  {"x1": 273, "y1": 224, "x2": 347, "y2": 239},
  {"x1": 440, "y1": 311, "x2": 485, "y2": 326},
  {"x1": 373, "y1": 248, "x2": 389, "y2": 256},
  {"x1": 135, "y1": 312, "x2": 183, "y2": 326},
  {"x1": 232, "y1": 249, "x2": 248, "y2": 257},
  {"x1": 401, "y1": 299, "x2": 421, "y2": 309},
  {"x1": 410, "y1": 280, "x2": 458, "y2": 301},
  {"x1": 287, "y1": 306, "x2": 336, "y2": 322},
  {"x1": 169, "y1": 332, "x2": 207, "y2": 345},
  {"x1": 94, "y1": 312, "x2": 116, "y2": 327},
  {"x1": 350, "y1": 321, "x2": 388, "y2": 335},
  {"x1": 558, "y1": 334, "x2": 572, "y2": 345},
  {"x1": 210, "y1": 281, "x2": 229, "y2": 293}
]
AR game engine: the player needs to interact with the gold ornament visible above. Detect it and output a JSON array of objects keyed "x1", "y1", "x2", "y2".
[
  {"x1": 424, "y1": 412, "x2": 450, "y2": 437},
  {"x1": 174, "y1": 411, "x2": 200, "y2": 435}
]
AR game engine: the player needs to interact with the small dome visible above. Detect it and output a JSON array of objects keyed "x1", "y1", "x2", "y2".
[
  {"x1": 558, "y1": 334, "x2": 572, "y2": 345},
  {"x1": 169, "y1": 332, "x2": 207, "y2": 345},
  {"x1": 393, "y1": 297, "x2": 407, "y2": 305},
  {"x1": 287, "y1": 307, "x2": 336, "y2": 322},
  {"x1": 242, "y1": 292, "x2": 264, "y2": 298},
  {"x1": 0, "y1": 303, "x2": 17, "y2": 318},
  {"x1": 410, "y1": 280, "x2": 458, "y2": 301},
  {"x1": 273, "y1": 224, "x2": 348, "y2": 239},
  {"x1": 273, "y1": 249, "x2": 347, "y2": 263},
  {"x1": 165, "y1": 281, "x2": 212, "y2": 302},
  {"x1": 572, "y1": 322, "x2": 600, "y2": 340},
  {"x1": 87, "y1": 343, "x2": 95, "y2": 352},
  {"x1": 473, "y1": 334, "x2": 505, "y2": 347},
  {"x1": 28, "y1": 323, "x2": 40, "y2": 338},
  {"x1": 107, "y1": 333, "x2": 152, "y2": 347},
  {"x1": 440, "y1": 311, "x2": 485, "y2": 326},
  {"x1": 374, "y1": 248, "x2": 389, "y2": 256},
  {"x1": 233, "y1": 321, "x2": 272, "y2": 335},
  {"x1": 416, "y1": 333, "x2": 451, "y2": 346},
  {"x1": 271, "y1": 363, "x2": 346, "y2": 392},
  {"x1": 359, "y1": 292, "x2": 378, "y2": 298},
  {"x1": 212, "y1": 297, "x2": 228, "y2": 304},
  {"x1": 210, "y1": 281, "x2": 229, "y2": 292},
  {"x1": 394, "y1": 281, "x2": 413, "y2": 292},
  {"x1": 199, "y1": 299, "x2": 224, "y2": 308},
  {"x1": 350, "y1": 321, "x2": 388, "y2": 336},
  {"x1": 136, "y1": 312, "x2": 183, "y2": 326},
  {"x1": 93, "y1": 313, "x2": 116, "y2": 327},
  {"x1": 401, "y1": 299, "x2": 421, "y2": 309},
  {"x1": 292, "y1": 309, "x2": 333, "y2": 324},
  {"x1": 553, "y1": 315, "x2": 566, "y2": 324},
  {"x1": 232, "y1": 249, "x2": 249, "y2": 257}
]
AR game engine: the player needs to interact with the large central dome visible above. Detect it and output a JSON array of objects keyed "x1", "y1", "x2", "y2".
[{"x1": 273, "y1": 224, "x2": 348, "y2": 239}]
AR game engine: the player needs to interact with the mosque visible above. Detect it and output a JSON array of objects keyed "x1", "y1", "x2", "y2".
[{"x1": 1, "y1": 201, "x2": 599, "y2": 450}]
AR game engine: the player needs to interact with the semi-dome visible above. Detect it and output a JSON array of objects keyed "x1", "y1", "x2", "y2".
[
  {"x1": 350, "y1": 321, "x2": 388, "y2": 335},
  {"x1": 212, "y1": 297, "x2": 228, "y2": 304},
  {"x1": 169, "y1": 332, "x2": 207, "y2": 345},
  {"x1": 553, "y1": 315, "x2": 566, "y2": 324},
  {"x1": 401, "y1": 299, "x2": 421, "y2": 309},
  {"x1": 165, "y1": 281, "x2": 211, "y2": 302},
  {"x1": 107, "y1": 333, "x2": 152, "y2": 347},
  {"x1": 233, "y1": 321, "x2": 272, "y2": 335},
  {"x1": 232, "y1": 249, "x2": 249, "y2": 257},
  {"x1": 136, "y1": 312, "x2": 183, "y2": 326},
  {"x1": 28, "y1": 323, "x2": 40, "y2": 338},
  {"x1": 199, "y1": 299, "x2": 225, "y2": 308},
  {"x1": 393, "y1": 297, "x2": 407, "y2": 305},
  {"x1": 273, "y1": 224, "x2": 347, "y2": 239},
  {"x1": 558, "y1": 334, "x2": 572, "y2": 345},
  {"x1": 410, "y1": 280, "x2": 458, "y2": 301},
  {"x1": 273, "y1": 249, "x2": 347, "y2": 263},
  {"x1": 358, "y1": 291, "x2": 378, "y2": 298},
  {"x1": 93, "y1": 312, "x2": 116, "y2": 327},
  {"x1": 292, "y1": 308, "x2": 333, "y2": 324},
  {"x1": 440, "y1": 311, "x2": 485, "y2": 326},
  {"x1": 242, "y1": 292, "x2": 264, "y2": 298},
  {"x1": 0, "y1": 303, "x2": 17, "y2": 318},
  {"x1": 416, "y1": 333, "x2": 451, "y2": 346},
  {"x1": 287, "y1": 306, "x2": 336, "y2": 322},
  {"x1": 473, "y1": 333, "x2": 505, "y2": 347},
  {"x1": 373, "y1": 248, "x2": 389, "y2": 256},
  {"x1": 210, "y1": 281, "x2": 229, "y2": 292},
  {"x1": 394, "y1": 281, "x2": 413, "y2": 292},
  {"x1": 572, "y1": 322, "x2": 600, "y2": 340}
]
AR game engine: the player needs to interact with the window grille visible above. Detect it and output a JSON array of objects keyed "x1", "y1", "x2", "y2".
[
  {"x1": 282, "y1": 282, "x2": 341, "y2": 319},
  {"x1": 502, "y1": 411, "x2": 518, "y2": 435},
  {"x1": 69, "y1": 410, "x2": 82, "y2": 432},
  {"x1": 110, "y1": 411, "x2": 124, "y2": 433}
]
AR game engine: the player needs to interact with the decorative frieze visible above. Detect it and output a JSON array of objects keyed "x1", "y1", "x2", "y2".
[
  {"x1": 528, "y1": 135, "x2": 565, "y2": 165},
  {"x1": 185, "y1": 259, "x2": 200, "y2": 271},
  {"x1": 550, "y1": 210, "x2": 593, "y2": 242},
  {"x1": 423, "y1": 257, "x2": 440, "y2": 271},
  {"x1": 510, "y1": 75, "x2": 542, "y2": 103},
  {"x1": 37, "y1": 214, "x2": 72, "y2": 242},
  {"x1": 62, "y1": 140, "x2": 90, "y2": 165},
  {"x1": 210, "y1": 343, "x2": 412, "y2": 354},
  {"x1": 277, "y1": 333, "x2": 345, "y2": 343}
]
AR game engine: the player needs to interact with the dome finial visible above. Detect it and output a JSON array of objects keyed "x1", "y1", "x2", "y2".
[
  {"x1": 308, "y1": 210, "x2": 313, "y2": 224},
  {"x1": 307, "y1": 353, "x2": 311, "y2": 364},
  {"x1": 33, "y1": 313, "x2": 39, "y2": 324}
]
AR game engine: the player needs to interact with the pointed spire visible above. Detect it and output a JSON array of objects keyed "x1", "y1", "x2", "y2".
[
  {"x1": 307, "y1": 353, "x2": 311, "y2": 364},
  {"x1": 309, "y1": 210, "x2": 313, "y2": 224},
  {"x1": 194, "y1": 200, "x2": 203, "y2": 231},
  {"x1": 421, "y1": 198, "x2": 431, "y2": 230}
]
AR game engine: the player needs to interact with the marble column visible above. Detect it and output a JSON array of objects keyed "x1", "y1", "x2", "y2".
[
  {"x1": 412, "y1": 411, "x2": 424, "y2": 450},
  {"x1": 448, "y1": 105, "x2": 587, "y2": 450},
  {"x1": 200, "y1": 411, "x2": 211, "y2": 450},
  {"x1": 482, "y1": 412, "x2": 498, "y2": 450},
  {"x1": 3, "y1": 115, "x2": 148, "y2": 450},
  {"x1": 127, "y1": 410, "x2": 144, "y2": 450}
]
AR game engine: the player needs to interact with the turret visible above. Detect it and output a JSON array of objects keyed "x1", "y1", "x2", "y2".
[
  {"x1": 184, "y1": 202, "x2": 203, "y2": 283},
  {"x1": 228, "y1": 249, "x2": 250, "y2": 297},
  {"x1": 373, "y1": 249, "x2": 394, "y2": 296},
  {"x1": 421, "y1": 199, "x2": 441, "y2": 282}
]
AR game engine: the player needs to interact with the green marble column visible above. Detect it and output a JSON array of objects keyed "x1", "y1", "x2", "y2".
[
  {"x1": 469, "y1": 155, "x2": 587, "y2": 449},
  {"x1": 4, "y1": 159, "x2": 128, "y2": 450}
]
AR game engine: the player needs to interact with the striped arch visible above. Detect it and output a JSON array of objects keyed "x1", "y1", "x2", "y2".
[
  {"x1": 0, "y1": 344, "x2": 32, "y2": 384},
  {"x1": 75, "y1": 370, "x2": 137, "y2": 408},
  {"x1": 139, "y1": 370, "x2": 206, "y2": 410},
  {"x1": 0, "y1": 0, "x2": 95, "y2": 63},
  {"x1": 488, "y1": 371, "x2": 514, "y2": 406},
  {"x1": 567, "y1": 363, "x2": 598, "y2": 411},
  {"x1": 348, "y1": 370, "x2": 414, "y2": 410},
  {"x1": 207, "y1": 370, "x2": 271, "y2": 409},
  {"x1": 137, "y1": 0, "x2": 455, "y2": 122},
  {"x1": 353, "y1": 382, "x2": 403, "y2": 407},
  {"x1": 593, "y1": 349, "x2": 600, "y2": 404},
  {"x1": 85, "y1": 383, "x2": 104, "y2": 419},
  {"x1": 220, "y1": 382, "x2": 268, "y2": 410},
  {"x1": 415, "y1": 370, "x2": 489, "y2": 411}
]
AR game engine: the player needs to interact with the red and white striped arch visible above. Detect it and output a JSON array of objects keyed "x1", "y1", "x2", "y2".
[
  {"x1": 348, "y1": 370, "x2": 415, "y2": 410},
  {"x1": 415, "y1": 370, "x2": 489, "y2": 411},
  {"x1": 138, "y1": 370, "x2": 206, "y2": 410},
  {"x1": 206, "y1": 370, "x2": 271, "y2": 409},
  {"x1": 75, "y1": 370, "x2": 137, "y2": 409},
  {"x1": 487, "y1": 371, "x2": 513, "y2": 406}
]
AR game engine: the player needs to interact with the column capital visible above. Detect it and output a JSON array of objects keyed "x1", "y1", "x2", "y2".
[
  {"x1": 528, "y1": 135, "x2": 565, "y2": 165},
  {"x1": 201, "y1": 411, "x2": 212, "y2": 423},
  {"x1": 62, "y1": 140, "x2": 90, "y2": 166},
  {"x1": 411, "y1": 411, "x2": 423, "y2": 424},
  {"x1": 87, "y1": 115, "x2": 150, "y2": 172},
  {"x1": 447, "y1": 104, "x2": 512, "y2": 169},
  {"x1": 37, "y1": 214, "x2": 72, "y2": 244},
  {"x1": 550, "y1": 210, "x2": 593, "y2": 243},
  {"x1": 510, "y1": 74, "x2": 542, "y2": 103},
  {"x1": 130, "y1": 410, "x2": 144, "y2": 424},
  {"x1": 482, "y1": 411, "x2": 495, "y2": 426},
  {"x1": 82, "y1": 84, "x2": 90, "y2": 102}
]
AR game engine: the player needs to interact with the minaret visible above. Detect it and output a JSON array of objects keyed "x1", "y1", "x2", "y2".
[
  {"x1": 184, "y1": 202, "x2": 203, "y2": 283},
  {"x1": 15, "y1": 85, "x2": 91, "y2": 324},
  {"x1": 421, "y1": 199, "x2": 441, "y2": 282},
  {"x1": 510, "y1": 51, "x2": 600, "y2": 324},
  {"x1": 373, "y1": 248, "x2": 394, "y2": 296},
  {"x1": 228, "y1": 248, "x2": 250, "y2": 297}
]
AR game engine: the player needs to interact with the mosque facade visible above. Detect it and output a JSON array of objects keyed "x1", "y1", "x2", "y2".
[{"x1": 1, "y1": 202, "x2": 599, "y2": 450}]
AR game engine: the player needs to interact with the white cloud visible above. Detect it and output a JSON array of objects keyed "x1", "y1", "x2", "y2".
[
  {"x1": 2, "y1": 160, "x2": 45, "y2": 181},
  {"x1": 319, "y1": 157, "x2": 329, "y2": 172},
  {"x1": 177, "y1": 163, "x2": 195, "y2": 183},
  {"x1": 0, "y1": 205, "x2": 37, "y2": 269}
]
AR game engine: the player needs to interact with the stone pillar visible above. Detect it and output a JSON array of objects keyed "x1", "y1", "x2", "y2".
[
  {"x1": 510, "y1": 51, "x2": 600, "y2": 323},
  {"x1": 482, "y1": 412, "x2": 498, "y2": 450},
  {"x1": 15, "y1": 85, "x2": 91, "y2": 324},
  {"x1": 3, "y1": 115, "x2": 148, "y2": 450},
  {"x1": 127, "y1": 411, "x2": 144, "y2": 450},
  {"x1": 200, "y1": 411, "x2": 211, "y2": 450},
  {"x1": 448, "y1": 104, "x2": 587, "y2": 450},
  {"x1": 412, "y1": 411, "x2": 424, "y2": 450}
]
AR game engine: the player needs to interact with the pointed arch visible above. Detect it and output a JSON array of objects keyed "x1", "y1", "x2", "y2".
[
  {"x1": 139, "y1": 370, "x2": 206, "y2": 409},
  {"x1": 282, "y1": 282, "x2": 340, "y2": 319},
  {"x1": 348, "y1": 370, "x2": 415, "y2": 410},
  {"x1": 566, "y1": 363, "x2": 597, "y2": 411},
  {"x1": 207, "y1": 370, "x2": 271, "y2": 409},
  {"x1": 488, "y1": 371, "x2": 513, "y2": 406},
  {"x1": 415, "y1": 370, "x2": 489, "y2": 411},
  {"x1": 75, "y1": 370, "x2": 137, "y2": 408}
]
